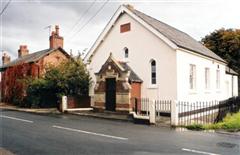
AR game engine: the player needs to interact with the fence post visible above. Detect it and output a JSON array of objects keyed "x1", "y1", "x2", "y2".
[
  {"x1": 171, "y1": 100, "x2": 178, "y2": 126},
  {"x1": 149, "y1": 100, "x2": 156, "y2": 124},
  {"x1": 62, "y1": 96, "x2": 67, "y2": 112}
]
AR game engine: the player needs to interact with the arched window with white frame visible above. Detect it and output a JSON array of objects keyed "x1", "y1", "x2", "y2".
[{"x1": 150, "y1": 59, "x2": 156, "y2": 85}]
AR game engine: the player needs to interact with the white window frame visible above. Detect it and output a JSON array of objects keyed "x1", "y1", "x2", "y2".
[
  {"x1": 216, "y1": 69, "x2": 220, "y2": 89},
  {"x1": 189, "y1": 64, "x2": 196, "y2": 90},
  {"x1": 205, "y1": 67, "x2": 210, "y2": 90},
  {"x1": 124, "y1": 47, "x2": 129, "y2": 58},
  {"x1": 151, "y1": 60, "x2": 157, "y2": 85}
]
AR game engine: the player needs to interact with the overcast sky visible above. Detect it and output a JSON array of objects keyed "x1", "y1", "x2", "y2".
[{"x1": 0, "y1": 0, "x2": 239, "y2": 63}]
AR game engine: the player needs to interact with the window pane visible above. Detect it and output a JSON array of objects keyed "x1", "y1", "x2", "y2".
[
  {"x1": 124, "y1": 48, "x2": 129, "y2": 58},
  {"x1": 205, "y1": 68, "x2": 210, "y2": 89},
  {"x1": 151, "y1": 60, "x2": 156, "y2": 84},
  {"x1": 152, "y1": 78, "x2": 156, "y2": 84},
  {"x1": 216, "y1": 70, "x2": 220, "y2": 89},
  {"x1": 189, "y1": 64, "x2": 196, "y2": 89}
]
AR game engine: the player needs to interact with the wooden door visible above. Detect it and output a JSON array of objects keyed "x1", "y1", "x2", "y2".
[{"x1": 105, "y1": 78, "x2": 116, "y2": 111}]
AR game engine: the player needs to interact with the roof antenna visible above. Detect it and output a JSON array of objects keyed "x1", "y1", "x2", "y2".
[
  {"x1": 44, "y1": 25, "x2": 52, "y2": 37},
  {"x1": 1, "y1": 50, "x2": 3, "y2": 65}
]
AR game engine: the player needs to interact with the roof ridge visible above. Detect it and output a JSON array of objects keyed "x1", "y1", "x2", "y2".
[
  {"x1": 128, "y1": 7, "x2": 225, "y2": 63},
  {"x1": 133, "y1": 9, "x2": 192, "y2": 38},
  {"x1": 1, "y1": 48, "x2": 54, "y2": 69}
]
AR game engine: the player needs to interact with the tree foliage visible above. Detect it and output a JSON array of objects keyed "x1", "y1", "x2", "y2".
[
  {"x1": 201, "y1": 28, "x2": 240, "y2": 73},
  {"x1": 24, "y1": 56, "x2": 91, "y2": 108},
  {"x1": 201, "y1": 28, "x2": 240, "y2": 94}
]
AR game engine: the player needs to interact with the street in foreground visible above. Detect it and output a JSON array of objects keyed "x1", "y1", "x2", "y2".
[{"x1": 0, "y1": 110, "x2": 239, "y2": 155}]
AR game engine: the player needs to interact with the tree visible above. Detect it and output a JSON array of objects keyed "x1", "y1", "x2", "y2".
[
  {"x1": 24, "y1": 55, "x2": 91, "y2": 108},
  {"x1": 201, "y1": 28, "x2": 240, "y2": 94}
]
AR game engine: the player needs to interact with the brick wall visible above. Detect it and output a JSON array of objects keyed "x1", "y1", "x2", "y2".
[
  {"x1": 1, "y1": 63, "x2": 39, "y2": 103},
  {"x1": 130, "y1": 82, "x2": 142, "y2": 110},
  {"x1": 1, "y1": 49, "x2": 69, "y2": 103}
]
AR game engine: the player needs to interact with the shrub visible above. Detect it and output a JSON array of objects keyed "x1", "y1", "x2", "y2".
[
  {"x1": 24, "y1": 56, "x2": 91, "y2": 108},
  {"x1": 185, "y1": 124, "x2": 205, "y2": 131}
]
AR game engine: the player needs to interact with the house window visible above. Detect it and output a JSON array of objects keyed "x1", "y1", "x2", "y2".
[
  {"x1": 124, "y1": 47, "x2": 129, "y2": 58},
  {"x1": 189, "y1": 64, "x2": 196, "y2": 90},
  {"x1": 216, "y1": 70, "x2": 220, "y2": 89},
  {"x1": 120, "y1": 23, "x2": 131, "y2": 33},
  {"x1": 205, "y1": 68, "x2": 210, "y2": 89},
  {"x1": 151, "y1": 60, "x2": 156, "y2": 85}
]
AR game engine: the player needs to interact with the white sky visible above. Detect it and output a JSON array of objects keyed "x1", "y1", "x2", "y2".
[{"x1": 0, "y1": 0, "x2": 240, "y2": 63}]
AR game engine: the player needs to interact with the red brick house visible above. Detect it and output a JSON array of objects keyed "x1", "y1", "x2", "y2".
[{"x1": 0, "y1": 25, "x2": 70, "y2": 103}]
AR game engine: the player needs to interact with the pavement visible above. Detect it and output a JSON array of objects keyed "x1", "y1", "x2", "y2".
[
  {"x1": 0, "y1": 109, "x2": 240, "y2": 155},
  {"x1": 0, "y1": 103, "x2": 60, "y2": 114},
  {"x1": 68, "y1": 110, "x2": 133, "y2": 122}
]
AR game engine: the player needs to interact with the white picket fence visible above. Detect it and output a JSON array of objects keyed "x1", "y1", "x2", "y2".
[
  {"x1": 155, "y1": 100, "x2": 171, "y2": 117},
  {"x1": 134, "y1": 98, "x2": 171, "y2": 116},
  {"x1": 132, "y1": 98, "x2": 226, "y2": 126}
]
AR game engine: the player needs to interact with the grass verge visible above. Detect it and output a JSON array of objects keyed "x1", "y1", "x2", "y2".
[{"x1": 185, "y1": 112, "x2": 240, "y2": 132}]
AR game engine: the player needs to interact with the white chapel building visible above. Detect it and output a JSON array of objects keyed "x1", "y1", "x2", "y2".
[{"x1": 84, "y1": 5, "x2": 238, "y2": 113}]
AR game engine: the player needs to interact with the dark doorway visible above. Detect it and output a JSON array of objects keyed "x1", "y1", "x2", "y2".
[{"x1": 105, "y1": 78, "x2": 116, "y2": 111}]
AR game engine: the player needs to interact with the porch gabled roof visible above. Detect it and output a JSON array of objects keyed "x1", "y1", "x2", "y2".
[
  {"x1": 95, "y1": 54, "x2": 142, "y2": 83},
  {"x1": 119, "y1": 62, "x2": 143, "y2": 83}
]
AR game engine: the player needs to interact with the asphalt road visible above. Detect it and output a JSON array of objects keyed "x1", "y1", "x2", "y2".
[{"x1": 0, "y1": 109, "x2": 239, "y2": 155}]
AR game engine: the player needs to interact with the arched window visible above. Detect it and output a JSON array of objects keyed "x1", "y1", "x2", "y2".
[
  {"x1": 151, "y1": 60, "x2": 156, "y2": 84},
  {"x1": 124, "y1": 47, "x2": 129, "y2": 58}
]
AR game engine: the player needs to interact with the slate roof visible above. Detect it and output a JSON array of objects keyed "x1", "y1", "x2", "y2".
[
  {"x1": 226, "y1": 67, "x2": 238, "y2": 75},
  {"x1": 119, "y1": 62, "x2": 143, "y2": 83},
  {"x1": 131, "y1": 9, "x2": 226, "y2": 63},
  {"x1": 1, "y1": 47, "x2": 68, "y2": 69}
]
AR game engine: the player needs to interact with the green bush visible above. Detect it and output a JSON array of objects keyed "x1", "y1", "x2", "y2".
[
  {"x1": 186, "y1": 124, "x2": 205, "y2": 131},
  {"x1": 24, "y1": 56, "x2": 91, "y2": 108},
  {"x1": 185, "y1": 113, "x2": 240, "y2": 132},
  {"x1": 206, "y1": 113, "x2": 240, "y2": 132}
]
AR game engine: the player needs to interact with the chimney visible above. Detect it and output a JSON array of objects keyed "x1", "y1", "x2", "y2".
[
  {"x1": 2, "y1": 52, "x2": 11, "y2": 65},
  {"x1": 18, "y1": 45, "x2": 29, "y2": 58},
  {"x1": 49, "y1": 25, "x2": 64, "y2": 49}
]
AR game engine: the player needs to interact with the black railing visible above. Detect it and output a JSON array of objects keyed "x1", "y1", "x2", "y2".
[
  {"x1": 215, "y1": 96, "x2": 240, "y2": 122},
  {"x1": 178, "y1": 96, "x2": 240, "y2": 126}
]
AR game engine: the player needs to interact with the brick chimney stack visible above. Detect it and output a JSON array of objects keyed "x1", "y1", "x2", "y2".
[
  {"x1": 18, "y1": 45, "x2": 29, "y2": 58},
  {"x1": 49, "y1": 25, "x2": 63, "y2": 49},
  {"x1": 2, "y1": 53, "x2": 11, "y2": 65}
]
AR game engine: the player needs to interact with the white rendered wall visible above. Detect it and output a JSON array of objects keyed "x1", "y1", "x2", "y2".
[
  {"x1": 225, "y1": 74, "x2": 233, "y2": 98},
  {"x1": 88, "y1": 13, "x2": 177, "y2": 100},
  {"x1": 224, "y1": 74, "x2": 238, "y2": 98},
  {"x1": 233, "y1": 75, "x2": 238, "y2": 96},
  {"x1": 176, "y1": 49, "x2": 228, "y2": 101}
]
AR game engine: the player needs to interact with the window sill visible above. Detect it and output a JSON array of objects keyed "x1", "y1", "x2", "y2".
[
  {"x1": 189, "y1": 90, "x2": 197, "y2": 94},
  {"x1": 204, "y1": 90, "x2": 211, "y2": 94},
  {"x1": 122, "y1": 58, "x2": 129, "y2": 62},
  {"x1": 148, "y1": 85, "x2": 158, "y2": 89}
]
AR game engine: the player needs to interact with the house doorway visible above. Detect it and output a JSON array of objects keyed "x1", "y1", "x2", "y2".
[{"x1": 105, "y1": 78, "x2": 116, "y2": 111}]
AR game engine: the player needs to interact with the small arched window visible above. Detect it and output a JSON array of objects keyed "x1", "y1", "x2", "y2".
[
  {"x1": 124, "y1": 47, "x2": 129, "y2": 58},
  {"x1": 151, "y1": 60, "x2": 156, "y2": 84}
]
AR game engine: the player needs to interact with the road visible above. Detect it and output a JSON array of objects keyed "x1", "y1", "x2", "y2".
[{"x1": 0, "y1": 109, "x2": 239, "y2": 155}]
